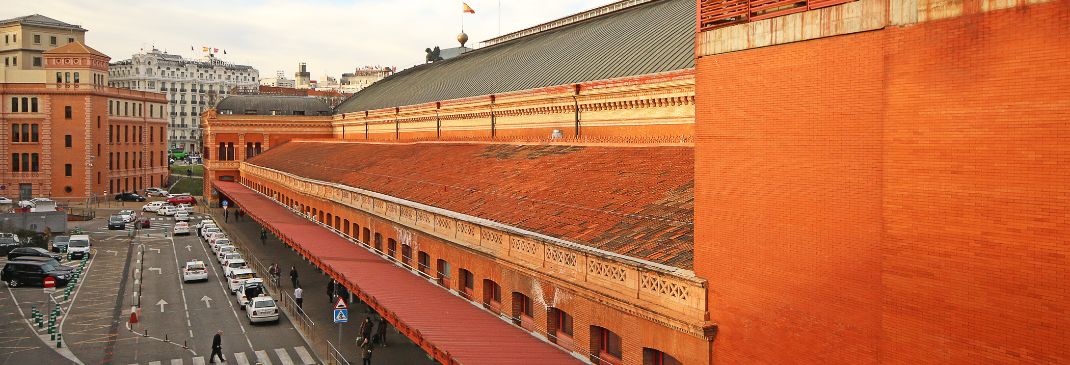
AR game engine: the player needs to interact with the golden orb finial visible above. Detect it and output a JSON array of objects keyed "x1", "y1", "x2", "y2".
[{"x1": 457, "y1": 32, "x2": 469, "y2": 48}]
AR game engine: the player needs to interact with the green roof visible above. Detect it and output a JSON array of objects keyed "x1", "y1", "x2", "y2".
[{"x1": 335, "y1": 0, "x2": 694, "y2": 113}]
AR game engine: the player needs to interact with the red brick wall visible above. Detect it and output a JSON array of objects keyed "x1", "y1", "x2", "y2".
[{"x1": 695, "y1": 2, "x2": 1069, "y2": 364}]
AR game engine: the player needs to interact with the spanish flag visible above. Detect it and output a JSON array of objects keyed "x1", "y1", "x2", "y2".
[
  {"x1": 202, "y1": 47, "x2": 209, "y2": 52},
  {"x1": 463, "y1": 2, "x2": 475, "y2": 13}
]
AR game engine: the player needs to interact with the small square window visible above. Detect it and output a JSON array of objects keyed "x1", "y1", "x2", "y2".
[{"x1": 64, "y1": 135, "x2": 72, "y2": 148}]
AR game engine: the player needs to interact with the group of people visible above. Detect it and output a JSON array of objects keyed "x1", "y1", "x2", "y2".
[{"x1": 357, "y1": 315, "x2": 390, "y2": 364}]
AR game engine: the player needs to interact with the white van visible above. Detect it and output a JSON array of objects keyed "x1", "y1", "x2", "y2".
[{"x1": 67, "y1": 235, "x2": 91, "y2": 259}]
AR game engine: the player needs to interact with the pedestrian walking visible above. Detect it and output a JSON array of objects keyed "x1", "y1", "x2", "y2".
[
  {"x1": 359, "y1": 338, "x2": 374, "y2": 365},
  {"x1": 260, "y1": 228, "x2": 268, "y2": 245},
  {"x1": 186, "y1": 168, "x2": 192, "y2": 178},
  {"x1": 327, "y1": 280, "x2": 336, "y2": 302},
  {"x1": 358, "y1": 316, "x2": 374, "y2": 344},
  {"x1": 294, "y1": 285, "x2": 304, "y2": 312},
  {"x1": 375, "y1": 316, "x2": 389, "y2": 347},
  {"x1": 270, "y1": 263, "x2": 281, "y2": 287},
  {"x1": 209, "y1": 330, "x2": 225, "y2": 363},
  {"x1": 289, "y1": 266, "x2": 299, "y2": 288},
  {"x1": 223, "y1": 208, "x2": 229, "y2": 223}
]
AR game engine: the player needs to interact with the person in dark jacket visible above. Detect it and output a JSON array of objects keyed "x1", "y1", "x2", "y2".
[
  {"x1": 359, "y1": 337, "x2": 374, "y2": 365},
  {"x1": 327, "y1": 280, "x2": 336, "y2": 302},
  {"x1": 358, "y1": 317, "x2": 373, "y2": 344},
  {"x1": 289, "y1": 266, "x2": 299, "y2": 288},
  {"x1": 375, "y1": 316, "x2": 389, "y2": 347},
  {"x1": 209, "y1": 330, "x2": 224, "y2": 363}
]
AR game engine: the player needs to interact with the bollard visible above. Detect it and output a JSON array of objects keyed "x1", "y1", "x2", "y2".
[
  {"x1": 50, "y1": 331, "x2": 56, "y2": 341},
  {"x1": 164, "y1": 334, "x2": 169, "y2": 342},
  {"x1": 56, "y1": 333, "x2": 62, "y2": 348},
  {"x1": 143, "y1": 329, "x2": 148, "y2": 337}
]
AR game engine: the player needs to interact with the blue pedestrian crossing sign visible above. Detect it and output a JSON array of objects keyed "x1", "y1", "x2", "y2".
[{"x1": 333, "y1": 309, "x2": 348, "y2": 323}]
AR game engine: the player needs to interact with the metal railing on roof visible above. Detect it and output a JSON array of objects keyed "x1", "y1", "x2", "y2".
[{"x1": 698, "y1": 0, "x2": 855, "y2": 32}]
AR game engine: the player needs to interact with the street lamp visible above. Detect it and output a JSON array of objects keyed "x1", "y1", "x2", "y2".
[{"x1": 86, "y1": 156, "x2": 94, "y2": 208}]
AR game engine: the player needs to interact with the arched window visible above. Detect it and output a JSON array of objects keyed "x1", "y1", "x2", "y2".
[
  {"x1": 435, "y1": 259, "x2": 450, "y2": 288},
  {"x1": 374, "y1": 233, "x2": 382, "y2": 252},
  {"x1": 482, "y1": 279, "x2": 501, "y2": 311},
  {"x1": 387, "y1": 238, "x2": 397, "y2": 259},
  {"x1": 643, "y1": 349, "x2": 682, "y2": 365},
  {"x1": 417, "y1": 251, "x2": 430, "y2": 275},
  {"x1": 362, "y1": 228, "x2": 371, "y2": 246},
  {"x1": 549, "y1": 307, "x2": 574, "y2": 342},
  {"x1": 343, "y1": 219, "x2": 350, "y2": 236},
  {"x1": 458, "y1": 268, "x2": 474, "y2": 299},
  {"x1": 401, "y1": 243, "x2": 412, "y2": 267},
  {"x1": 511, "y1": 292, "x2": 534, "y2": 327},
  {"x1": 591, "y1": 326, "x2": 623, "y2": 365}
]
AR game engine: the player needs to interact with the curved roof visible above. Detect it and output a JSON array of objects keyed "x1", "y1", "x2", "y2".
[
  {"x1": 216, "y1": 95, "x2": 331, "y2": 116},
  {"x1": 336, "y1": 0, "x2": 694, "y2": 113},
  {"x1": 247, "y1": 141, "x2": 695, "y2": 269}
]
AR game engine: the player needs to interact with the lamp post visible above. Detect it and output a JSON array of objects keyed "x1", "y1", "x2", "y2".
[{"x1": 86, "y1": 157, "x2": 94, "y2": 208}]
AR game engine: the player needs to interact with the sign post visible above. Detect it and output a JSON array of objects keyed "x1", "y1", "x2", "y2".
[
  {"x1": 333, "y1": 297, "x2": 348, "y2": 346},
  {"x1": 43, "y1": 276, "x2": 56, "y2": 325}
]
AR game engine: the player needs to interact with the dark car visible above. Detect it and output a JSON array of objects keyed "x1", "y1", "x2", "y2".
[
  {"x1": 114, "y1": 192, "x2": 146, "y2": 202},
  {"x1": 13, "y1": 256, "x2": 75, "y2": 271},
  {"x1": 1, "y1": 260, "x2": 71, "y2": 287},
  {"x1": 7, "y1": 247, "x2": 61, "y2": 261},
  {"x1": 107, "y1": 215, "x2": 126, "y2": 230},
  {"x1": 51, "y1": 235, "x2": 70, "y2": 253}
]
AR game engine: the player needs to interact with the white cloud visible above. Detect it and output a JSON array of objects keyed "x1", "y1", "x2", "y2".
[{"x1": 9, "y1": 0, "x2": 616, "y2": 79}]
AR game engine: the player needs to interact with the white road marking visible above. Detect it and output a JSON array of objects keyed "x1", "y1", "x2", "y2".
[
  {"x1": 194, "y1": 228, "x2": 256, "y2": 350},
  {"x1": 274, "y1": 348, "x2": 295, "y2": 365},
  {"x1": 168, "y1": 218, "x2": 194, "y2": 339},
  {"x1": 255, "y1": 350, "x2": 273, "y2": 365},
  {"x1": 148, "y1": 361, "x2": 161, "y2": 365},
  {"x1": 149, "y1": 267, "x2": 163, "y2": 274},
  {"x1": 191, "y1": 357, "x2": 205, "y2": 365},
  {"x1": 171, "y1": 359, "x2": 183, "y2": 365},
  {"x1": 233, "y1": 352, "x2": 250, "y2": 365},
  {"x1": 293, "y1": 346, "x2": 315, "y2": 365},
  {"x1": 156, "y1": 299, "x2": 168, "y2": 312},
  {"x1": 149, "y1": 248, "x2": 162, "y2": 253},
  {"x1": 106, "y1": 249, "x2": 119, "y2": 255},
  {"x1": 200, "y1": 295, "x2": 213, "y2": 308}
]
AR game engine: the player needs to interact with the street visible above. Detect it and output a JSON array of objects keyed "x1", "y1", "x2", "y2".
[{"x1": 0, "y1": 202, "x2": 317, "y2": 365}]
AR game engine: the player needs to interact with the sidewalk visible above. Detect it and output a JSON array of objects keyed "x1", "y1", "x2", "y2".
[{"x1": 208, "y1": 207, "x2": 437, "y2": 365}]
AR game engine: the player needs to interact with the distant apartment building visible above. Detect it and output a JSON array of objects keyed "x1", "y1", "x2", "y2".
[
  {"x1": 108, "y1": 49, "x2": 259, "y2": 152},
  {"x1": 0, "y1": 14, "x2": 167, "y2": 201},
  {"x1": 338, "y1": 66, "x2": 393, "y2": 93},
  {"x1": 260, "y1": 70, "x2": 294, "y2": 88},
  {"x1": 294, "y1": 62, "x2": 310, "y2": 89}
]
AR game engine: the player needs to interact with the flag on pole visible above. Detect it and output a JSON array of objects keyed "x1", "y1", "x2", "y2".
[
  {"x1": 463, "y1": 2, "x2": 475, "y2": 13},
  {"x1": 223, "y1": 49, "x2": 227, "y2": 55},
  {"x1": 190, "y1": 46, "x2": 194, "y2": 51},
  {"x1": 214, "y1": 48, "x2": 219, "y2": 53},
  {"x1": 202, "y1": 47, "x2": 209, "y2": 52}
]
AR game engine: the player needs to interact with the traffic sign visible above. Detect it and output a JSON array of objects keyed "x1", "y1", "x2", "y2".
[
  {"x1": 333, "y1": 309, "x2": 348, "y2": 323},
  {"x1": 334, "y1": 297, "x2": 347, "y2": 310},
  {"x1": 43, "y1": 276, "x2": 55, "y2": 288},
  {"x1": 222, "y1": 200, "x2": 229, "y2": 208}
]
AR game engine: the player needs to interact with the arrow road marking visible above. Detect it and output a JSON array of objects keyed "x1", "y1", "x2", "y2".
[
  {"x1": 156, "y1": 299, "x2": 168, "y2": 312},
  {"x1": 148, "y1": 247, "x2": 161, "y2": 253},
  {"x1": 105, "y1": 250, "x2": 118, "y2": 256},
  {"x1": 149, "y1": 267, "x2": 162, "y2": 274},
  {"x1": 185, "y1": 245, "x2": 192, "y2": 251},
  {"x1": 200, "y1": 295, "x2": 212, "y2": 308}
]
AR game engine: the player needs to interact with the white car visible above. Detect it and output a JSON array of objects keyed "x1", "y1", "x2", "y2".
[
  {"x1": 174, "y1": 212, "x2": 190, "y2": 222},
  {"x1": 142, "y1": 201, "x2": 165, "y2": 212},
  {"x1": 167, "y1": 192, "x2": 191, "y2": 199},
  {"x1": 200, "y1": 227, "x2": 221, "y2": 240},
  {"x1": 182, "y1": 260, "x2": 208, "y2": 282},
  {"x1": 246, "y1": 295, "x2": 279, "y2": 324},
  {"x1": 227, "y1": 269, "x2": 257, "y2": 293},
  {"x1": 197, "y1": 221, "x2": 217, "y2": 236},
  {"x1": 216, "y1": 245, "x2": 236, "y2": 262},
  {"x1": 208, "y1": 234, "x2": 229, "y2": 248},
  {"x1": 221, "y1": 252, "x2": 243, "y2": 265},
  {"x1": 145, "y1": 187, "x2": 168, "y2": 197},
  {"x1": 210, "y1": 239, "x2": 232, "y2": 253},
  {"x1": 67, "y1": 235, "x2": 91, "y2": 259},
  {"x1": 157, "y1": 205, "x2": 176, "y2": 216},
  {"x1": 236, "y1": 279, "x2": 267, "y2": 310},
  {"x1": 118, "y1": 209, "x2": 136, "y2": 223},
  {"x1": 0, "y1": 196, "x2": 13, "y2": 204},
  {"x1": 176, "y1": 204, "x2": 193, "y2": 214},
  {"x1": 173, "y1": 222, "x2": 191, "y2": 236},
  {"x1": 223, "y1": 259, "x2": 248, "y2": 276}
]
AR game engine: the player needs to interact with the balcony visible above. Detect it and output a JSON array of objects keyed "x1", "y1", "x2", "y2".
[
  {"x1": 169, "y1": 87, "x2": 177, "y2": 92},
  {"x1": 180, "y1": 88, "x2": 187, "y2": 92}
]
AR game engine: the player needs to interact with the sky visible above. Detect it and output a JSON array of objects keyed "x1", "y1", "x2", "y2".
[{"x1": 8, "y1": 0, "x2": 615, "y2": 79}]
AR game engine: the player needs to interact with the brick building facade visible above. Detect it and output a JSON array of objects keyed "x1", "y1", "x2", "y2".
[
  {"x1": 695, "y1": 0, "x2": 1068, "y2": 363},
  {"x1": 1, "y1": 41, "x2": 167, "y2": 201}
]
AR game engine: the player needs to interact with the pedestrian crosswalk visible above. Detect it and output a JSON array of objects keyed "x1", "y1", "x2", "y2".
[{"x1": 127, "y1": 346, "x2": 316, "y2": 365}]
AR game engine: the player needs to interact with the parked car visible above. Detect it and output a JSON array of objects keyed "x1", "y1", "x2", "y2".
[
  {"x1": 142, "y1": 201, "x2": 165, "y2": 212},
  {"x1": 7, "y1": 247, "x2": 62, "y2": 261},
  {"x1": 174, "y1": 212, "x2": 190, "y2": 222},
  {"x1": 167, "y1": 192, "x2": 191, "y2": 199},
  {"x1": 138, "y1": 218, "x2": 151, "y2": 229},
  {"x1": 216, "y1": 245, "x2": 236, "y2": 262},
  {"x1": 246, "y1": 295, "x2": 279, "y2": 324},
  {"x1": 14, "y1": 256, "x2": 75, "y2": 271},
  {"x1": 208, "y1": 235, "x2": 229, "y2": 249},
  {"x1": 50, "y1": 235, "x2": 70, "y2": 253},
  {"x1": 182, "y1": 260, "x2": 208, "y2": 282},
  {"x1": 198, "y1": 221, "x2": 218, "y2": 236},
  {"x1": 0, "y1": 196, "x2": 12, "y2": 204},
  {"x1": 114, "y1": 192, "x2": 147, "y2": 202},
  {"x1": 167, "y1": 195, "x2": 196, "y2": 205},
  {"x1": 0, "y1": 233, "x2": 21, "y2": 250},
  {"x1": 236, "y1": 280, "x2": 266, "y2": 310},
  {"x1": 200, "y1": 227, "x2": 222, "y2": 241},
  {"x1": 173, "y1": 222, "x2": 191, "y2": 236},
  {"x1": 19, "y1": 198, "x2": 57, "y2": 212},
  {"x1": 145, "y1": 187, "x2": 169, "y2": 197},
  {"x1": 157, "y1": 206, "x2": 176, "y2": 216},
  {"x1": 66, "y1": 235, "x2": 91, "y2": 259},
  {"x1": 223, "y1": 259, "x2": 248, "y2": 276},
  {"x1": 221, "y1": 253, "x2": 244, "y2": 267},
  {"x1": 226, "y1": 269, "x2": 257, "y2": 293},
  {"x1": 2, "y1": 260, "x2": 71, "y2": 287},
  {"x1": 176, "y1": 204, "x2": 193, "y2": 214},
  {"x1": 107, "y1": 215, "x2": 126, "y2": 230},
  {"x1": 118, "y1": 209, "x2": 137, "y2": 223}
]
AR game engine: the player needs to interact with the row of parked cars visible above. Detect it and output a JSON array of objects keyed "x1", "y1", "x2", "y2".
[
  {"x1": 181, "y1": 218, "x2": 278, "y2": 324},
  {"x1": 1, "y1": 234, "x2": 90, "y2": 287}
]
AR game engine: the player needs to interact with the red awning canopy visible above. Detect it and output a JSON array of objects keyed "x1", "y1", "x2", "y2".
[{"x1": 213, "y1": 181, "x2": 581, "y2": 365}]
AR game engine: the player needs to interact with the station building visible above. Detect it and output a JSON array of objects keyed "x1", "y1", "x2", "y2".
[
  {"x1": 1, "y1": 15, "x2": 167, "y2": 201},
  {"x1": 204, "y1": 0, "x2": 1069, "y2": 363}
]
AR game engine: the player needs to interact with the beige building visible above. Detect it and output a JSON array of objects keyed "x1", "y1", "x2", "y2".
[{"x1": 0, "y1": 14, "x2": 87, "y2": 83}]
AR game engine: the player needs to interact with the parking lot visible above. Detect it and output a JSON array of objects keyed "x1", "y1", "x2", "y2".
[{"x1": 0, "y1": 199, "x2": 317, "y2": 365}]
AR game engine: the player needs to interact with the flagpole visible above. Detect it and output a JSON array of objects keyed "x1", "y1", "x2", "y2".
[{"x1": 498, "y1": 0, "x2": 502, "y2": 36}]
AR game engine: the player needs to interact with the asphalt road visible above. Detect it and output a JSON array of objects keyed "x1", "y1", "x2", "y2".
[{"x1": 0, "y1": 204, "x2": 318, "y2": 365}]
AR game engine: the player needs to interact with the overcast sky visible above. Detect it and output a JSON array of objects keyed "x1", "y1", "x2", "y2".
[{"x1": 10, "y1": 0, "x2": 614, "y2": 79}]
